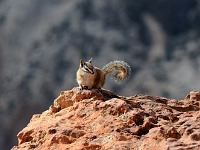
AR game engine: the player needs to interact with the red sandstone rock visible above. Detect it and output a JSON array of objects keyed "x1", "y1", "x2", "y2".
[{"x1": 12, "y1": 88, "x2": 200, "y2": 150}]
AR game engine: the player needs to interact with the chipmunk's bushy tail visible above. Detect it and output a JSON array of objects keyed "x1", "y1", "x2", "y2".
[{"x1": 102, "y1": 60, "x2": 131, "y2": 83}]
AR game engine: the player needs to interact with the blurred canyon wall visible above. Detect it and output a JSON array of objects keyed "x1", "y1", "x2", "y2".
[{"x1": 0, "y1": 0, "x2": 200, "y2": 149}]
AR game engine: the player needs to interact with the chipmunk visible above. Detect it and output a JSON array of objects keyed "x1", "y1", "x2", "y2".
[{"x1": 76, "y1": 58, "x2": 131, "y2": 90}]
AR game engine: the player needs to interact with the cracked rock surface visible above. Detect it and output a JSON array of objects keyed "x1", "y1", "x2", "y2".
[{"x1": 12, "y1": 88, "x2": 200, "y2": 150}]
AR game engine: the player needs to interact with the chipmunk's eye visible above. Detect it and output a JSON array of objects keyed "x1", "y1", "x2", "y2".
[{"x1": 85, "y1": 68, "x2": 90, "y2": 72}]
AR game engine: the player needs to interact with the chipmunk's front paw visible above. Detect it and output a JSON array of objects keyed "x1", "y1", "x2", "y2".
[
  {"x1": 78, "y1": 85, "x2": 83, "y2": 91},
  {"x1": 78, "y1": 85, "x2": 91, "y2": 90}
]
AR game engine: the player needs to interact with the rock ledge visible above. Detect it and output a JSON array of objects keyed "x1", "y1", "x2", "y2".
[{"x1": 12, "y1": 88, "x2": 200, "y2": 150}]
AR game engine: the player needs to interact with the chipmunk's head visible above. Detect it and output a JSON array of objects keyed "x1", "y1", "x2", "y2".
[{"x1": 79, "y1": 58, "x2": 94, "y2": 74}]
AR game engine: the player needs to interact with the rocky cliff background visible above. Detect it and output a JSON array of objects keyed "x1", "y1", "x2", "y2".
[{"x1": 0, "y1": 0, "x2": 200, "y2": 149}]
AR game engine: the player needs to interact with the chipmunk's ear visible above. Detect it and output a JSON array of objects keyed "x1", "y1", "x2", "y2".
[
  {"x1": 89, "y1": 58, "x2": 92, "y2": 63},
  {"x1": 80, "y1": 59, "x2": 84, "y2": 67}
]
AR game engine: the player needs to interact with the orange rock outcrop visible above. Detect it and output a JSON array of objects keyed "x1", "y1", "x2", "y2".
[{"x1": 12, "y1": 88, "x2": 200, "y2": 150}]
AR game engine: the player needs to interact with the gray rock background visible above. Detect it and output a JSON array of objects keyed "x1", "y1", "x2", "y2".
[{"x1": 0, "y1": 0, "x2": 200, "y2": 149}]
